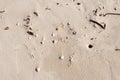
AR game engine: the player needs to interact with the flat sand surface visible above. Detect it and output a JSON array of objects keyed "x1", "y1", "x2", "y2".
[{"x1": 0, "y1": 0, "x2": 120, "y2": 80}]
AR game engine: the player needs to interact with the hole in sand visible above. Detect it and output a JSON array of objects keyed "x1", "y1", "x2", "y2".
[{"x1": 88, "y1": 44, "x2": 93, "y2": 48}]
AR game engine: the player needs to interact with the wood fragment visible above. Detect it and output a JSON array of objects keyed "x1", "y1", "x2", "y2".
[
  {"x1": 4, "y1": 27, "x2": 9, "y2": 30},
  {"x1": 0, "y1": 10, "x2": 5, "y2": 13},
  {"x1": 24, "y1": 24, "x2": 29, "y2": 27},
  {"x1": 115, "y1": 49, "x2": 120, "y2": 51},
  {"x1": 104, "y1": 13, "x2": 120, "y2": 16},
  {"x1": 45, "y1": 7, "x2": 51, "y2": 10},
  {"x1": 33, "y1": 12, "x2": 39, "y2": 16},
  {"x1": 24, "y1": 17, "x2": 30, "y2": 22},
  {"x1": 89, "y1": 19, "x2": 106, "y2": 29},
  {"x1": 27, "y1": 31, "x2": 34, "y2": 36},
  {"x1": 26, "y1": 20, "x2": 30, "y2": 24},
  {"x1": 93, "y1": 9, "x2": 98, "y2": 16},
  {"x1": 29, "y1": 27, "x2": 32, "y2": 30}
]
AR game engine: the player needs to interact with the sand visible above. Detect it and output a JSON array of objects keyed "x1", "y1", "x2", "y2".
[{"x1": 0, "y1": 0, "x2": 120, "y2": 80}]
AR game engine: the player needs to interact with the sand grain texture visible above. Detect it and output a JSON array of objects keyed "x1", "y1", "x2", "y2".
[{"x1": 0, "y1": 0, "x2": 120, "y2": 80}]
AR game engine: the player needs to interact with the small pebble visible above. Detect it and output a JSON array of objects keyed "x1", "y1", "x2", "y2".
[
  {"x1": 72, "y1": 31, "x2": 77, "y2": 35},
  {"x1": 35, "y1": 67, "x2": 40, "y2": 72},
  {"x1": 40, "y1": 41, "x2": 44, "y2": 44},
  {"x1": 77, "y1": 3, "x2": 81, "y2": 5},
  {"x1": 56, "y1": 27, "x2": 59, "y2": 31},
  {"x1": 4, "y1": 27, "x2": 9, "y2": 30},
  {"x1": 114, "y1": 8, "x2": 117, "y2": 10},
  {"x1": 59, "y1": 55, "x2": 64, "y2": 60},
  {"x1": 52, "y1": 40, "x2": 57, "y2": 44},
  {"x1": 51, "y1": 33, "x2": 55, "y2": 37},
  {"x1": 66, "y1": 37, "x2": 68, "y2": 39},
  {"x1": 67, "y1": 22, "x2": 70, "y2": 26},
  {"x1": 56, "y1": 3, "x2": 59, "y2": 5}
]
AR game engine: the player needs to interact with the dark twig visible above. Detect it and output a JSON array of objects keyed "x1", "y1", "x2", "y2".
[
  {"x1": 27, "y1": 31, "x2": 34, "y2": 36},
  {"x1": 89, "y1": 19, "x2": 106, "y2": 29},
  {"x1": 0, "y1": 10, "x2": 5, "y2": 13},
  {"x1": 104, "y1": 13, "x2": 120, "y2": 16},
  {"x1": 115, "y1": 49, "x2": 120, "y2": 51},
  {"x1": 33, "y1": 12, "x2": 39, "y2": 16}
]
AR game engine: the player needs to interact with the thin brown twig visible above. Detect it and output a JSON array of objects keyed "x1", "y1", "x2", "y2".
[
  {"x1": 104, "y1": 13, "x2": 120, "y2": 16},
  {"x1": 0, "y1": 10, "x2": 5, "y2": 13},
  {"x1": 89, "y1": 19, "x2": 106, "y2": 29},
  {"x1": 115, "y1": 49, "x2": 120, "y2": 51}
]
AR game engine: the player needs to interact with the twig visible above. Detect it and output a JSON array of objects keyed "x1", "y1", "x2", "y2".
[
  {"x1": 104, "y1": 13, "x2": 120, "y2": 16},
  {"x1": 33, "y1": 12, "x2": 39, "y2": 16},
  {"x1": 27, "y1": 31, "x2": 34, "y2": 36},
  {"x1": 89, "y1": 19, "x2": 106, "y2": 29},
  {"x1": 115, "y1": 49, "x2": 120, "y2": 51},
  {"x1": 0, "y1": 10, "x2": 5, "y2": 13}
]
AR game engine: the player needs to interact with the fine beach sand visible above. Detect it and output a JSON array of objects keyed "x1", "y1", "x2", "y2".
[{"x1": 0, "y1": 0, "x2": 120, "y2": 80}]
